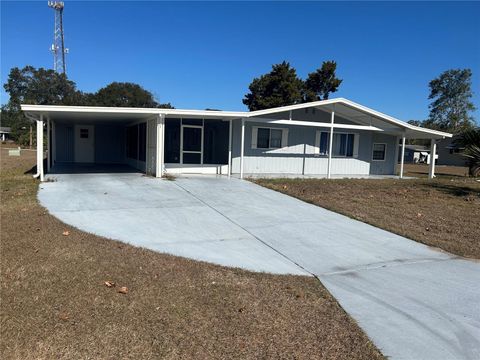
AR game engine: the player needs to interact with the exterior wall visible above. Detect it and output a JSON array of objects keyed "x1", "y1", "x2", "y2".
[
  {"x1": 55, "y1": 123, "x2": 74, "y2": 162},
  {"x1": 231, "y1": 120, "x2": 398, "y2": 176},
  {"x1": 146, "y1": 118, "x2": 157, "y2": 175},
  {"x1": 56, "y1": 123, "x2": 127, "y2": 164},
  {"x1": 95, "y1": 124, "x2": 125, "y2": 163},
  {"x1": 369, "y1": 133, "x2": 397, "y2": 175}
]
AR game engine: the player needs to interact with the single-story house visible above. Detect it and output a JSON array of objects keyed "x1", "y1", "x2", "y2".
[
  {"x1": 21, "y1": 98, "x2": 452, "y2": 181},
  {"x1": 0, "y1": 127, "x2": 11, "y2": 141},
  {"x1": 436, "y1": 136, "x2": 469, "y2": 167}
]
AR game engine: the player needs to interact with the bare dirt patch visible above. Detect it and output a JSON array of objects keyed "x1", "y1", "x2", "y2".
[
  {"x1": 255, "y1": 176, "x2": 480, "y2": 259},
  {"x1": 0, "y1": 147, "x2": 382, "y2": 359}
]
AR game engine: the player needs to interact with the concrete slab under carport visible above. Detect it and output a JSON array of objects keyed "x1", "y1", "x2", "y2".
[{"x1": 39, "y1": 172, "x2": 480, "y2": 360}]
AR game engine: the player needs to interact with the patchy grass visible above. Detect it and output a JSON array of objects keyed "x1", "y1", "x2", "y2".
[
  {"x1": 255, "y1": 176, "x2": 480, "y2": 259},
  {"x1": 0, "y1": 147, "x2": 383, "y2": 359},
  {"x1": 401, "y1": 163, "x2": 470, "y2": 178}
]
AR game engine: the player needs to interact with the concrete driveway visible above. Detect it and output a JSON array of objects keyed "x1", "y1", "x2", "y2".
[{"x1": 39, "y1": 172, "x2": 480, "y2": 360}]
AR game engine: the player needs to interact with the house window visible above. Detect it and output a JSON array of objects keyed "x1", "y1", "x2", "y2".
[
  {"x1": 257, "y1": 128, "x2": 283, "y2": 149},
  {"x1": 372, "y1": 143, "x2": 386, "y2": 161},
  {"x1": 80, "y1": 128, "x2": 89, "y2": 139},
  {"x1": 318, "y1": 132, "x2": 355, "y2": 157}
]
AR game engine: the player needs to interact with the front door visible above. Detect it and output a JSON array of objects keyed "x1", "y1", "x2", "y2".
[
  {"x1": 181, "y1": 125, "x2": 203, "y2": 164},
  {"x1": 74, "y1": 125, "x2": 95, "y2": 163}
]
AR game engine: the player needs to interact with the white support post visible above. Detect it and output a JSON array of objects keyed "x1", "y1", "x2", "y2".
[
  {"x1": 327, "y1": 108, "x2": 335, "y2": 179},
  {"x1": 400, "y1": 135, "x2": 406, "y2": 179},
  {"x1": 37, "y1": 115, "x2": 44, "y2": 181},
  {"x1": 240, "y1": 118, "x2": 245, "y2": 179},
  {"x1": 155, "y1": 114, "x2": 165, "y2": 178},
  {"x1": 228, "y1": 119, "x2": 232, "y2": 178},
  {"x1": 46, "y1": 118, "x2": 51, "y2": 172},
  {"x1": 428, "y1": 139, "x2": 436, "y2": 179}
]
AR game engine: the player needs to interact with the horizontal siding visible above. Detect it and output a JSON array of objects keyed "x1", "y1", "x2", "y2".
[
  {"x1": 231, "y1": 120, "x2": 379, "y2": 176},
  {"x1": 233, "y1": 156, "x2": 370, "y2": 175}
]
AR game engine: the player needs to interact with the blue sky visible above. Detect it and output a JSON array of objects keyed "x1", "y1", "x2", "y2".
[{"x1": 1, "y1": 1, "x2": 479, "y2": 122}]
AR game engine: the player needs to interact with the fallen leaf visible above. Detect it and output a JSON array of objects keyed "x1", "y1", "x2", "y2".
[
  {"x1": 118, "y1": 286, "x2": 128, "y2": 294},
  {"x1": 104, "y1": 281, "x2": 115, "y2": 288},
  {"x1": 62, "y1": 231, "x2": 70, "y2": 236},
  {"x1": 59, "y1": 312, "x2": 69, "y2": 321}
]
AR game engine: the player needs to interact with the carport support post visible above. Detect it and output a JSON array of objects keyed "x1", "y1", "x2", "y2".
[
  {"x1": 228, "y1": 119, "x2": 232, "y2": 178},
  {"x1": 327, "y1": 108, "x2": 335, "y2": 179},
  {"x1": 37, "y1": 115, "x2": 44, "y2": 181},
  {"x1": 428, "y1": 139, "x2": 436, "y2": 179},
  {"x1": 399, "y1": 135, "x2": 406, "y2": 179},
  {"x1": 155, "y1": 114, "x2": 165, "y2": 178},
  {"x1": 240, "y1": 118, "x2": 245, "y2": 179}
]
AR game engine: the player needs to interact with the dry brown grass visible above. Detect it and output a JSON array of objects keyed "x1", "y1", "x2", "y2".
[
  {"x1": 0, "y1": 147, "x2": 383, "y2": 360},
  {"x1": 256, "y1": 175, "x2": 480, "y2": 259},
  {"x1": 401, "y1": 163, "x2": 470, "y2": 178}
]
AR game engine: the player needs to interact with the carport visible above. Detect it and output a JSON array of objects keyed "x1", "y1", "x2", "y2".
[
  {"x1": 22, "y1": 106, "x2": 161, "y2": 180},
  {"x1": 21, "y1": 105, "x2": 243, "y2": 180}
]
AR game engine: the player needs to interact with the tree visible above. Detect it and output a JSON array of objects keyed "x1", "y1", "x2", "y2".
[
  {"x1": 2, "y1": 66, "x2": 83, "y2": 145},
  {"x1": 427, "y1": 69, "x2": 476, "y2": 133},
  {"x1": 3, "y1": 66, "x2": 82, "y2": 111},
  {"x1": 454, "y1": 127, "x2": 480, "y2": 176},
  {"x1": 2, "y1": 66, "x2": 174, "y2": 145},
  {"x1": 243, "y1": 61, "x2": 304, "y2": 111},
  {"x1": 304, "y1": 61, "x2": 342, "y2": 101},
  {"x1": 90, "y1": 82, "x2": 173, "y2": 108}
]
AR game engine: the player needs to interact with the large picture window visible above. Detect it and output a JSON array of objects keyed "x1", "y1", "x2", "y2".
[
  {"x1": 372, "y1": 143, "x2": 386, "y2": 161},
  {"x1": 318, "y1": 132, "x2": 355, "y2": 157},
  {"x1": 255, "y1": 127, "x2": 285, "y2": 149}
]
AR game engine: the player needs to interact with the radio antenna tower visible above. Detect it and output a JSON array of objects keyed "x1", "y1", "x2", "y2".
[{"x1": 48, "y1": 1, "x2": 68, "y2": 74}]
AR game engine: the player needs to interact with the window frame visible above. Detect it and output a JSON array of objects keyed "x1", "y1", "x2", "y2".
[
  {"x1": 372, "y1": 143, "x2": 387, "y2": 161},
  {"x1": 317, "y1": 131, "x2": 357, "y2": 158},
  {"x1": 79, "y1": 128, "x2": 89, "y2": 139},
  {"x1": 255, "y1": 127, "x2": 285, "y2": 150}
]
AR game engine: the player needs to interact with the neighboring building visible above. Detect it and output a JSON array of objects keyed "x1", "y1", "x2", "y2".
[
  {"x1": 399, "y1": 144, "x2": 430, "y2": 164},
  {"x1": 0, "y1": 127, "x2": 11, "y2": 141},
  {"x1": 21, "y1": 98, "x2": 452, "y2": 181},
  {"x1": 398, "y1": 144, "x2": 439, "y2": 165},
  {"x1": 436, "y1": 136, "x2": 469, "y2": 167}
]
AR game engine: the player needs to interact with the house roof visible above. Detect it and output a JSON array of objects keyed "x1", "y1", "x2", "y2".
[
  {"x1": 21, "y1": 97, "x2": 452, "y2": 139},
  {"x1": 0, "y1": 127, "x2": 11, "y2": 133},
  {"x1": 401, "y1": 144, "x2": 430, "y2": 152}
]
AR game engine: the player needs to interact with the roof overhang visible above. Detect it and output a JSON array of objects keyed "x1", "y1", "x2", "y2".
[
  {"x1": 20, "y1": 104, "x2": 246, "y2": 123},
  {"x1": 248, "y1": 98, "x2": 452, "y2": 140},
  {"x1": 20, "y1": 98, "x2": 452, "y2": 139}
]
